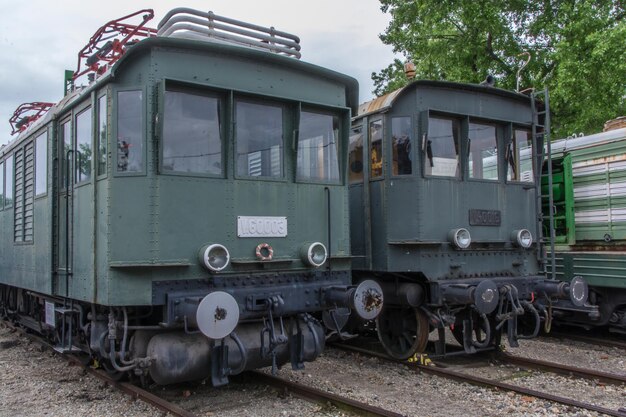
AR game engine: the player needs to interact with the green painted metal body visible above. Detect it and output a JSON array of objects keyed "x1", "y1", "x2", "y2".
[
  {"x1": 351, "y1": 82, "x2": 541, "y2": 283},
  {"x1": 0, "y1": 37, "x2": 358, "y2": 307}
]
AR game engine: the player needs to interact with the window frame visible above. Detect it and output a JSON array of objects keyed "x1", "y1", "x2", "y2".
[
  {"x1": 422, "y1": 111, "x2": 463, "y2": 181},
  {"x1": 114, "y1": 86, "x2": 147, "y2": 177},
  {"x1": 74, "y1": 102, "x2": 94, "y2": 187},
  {"x1": 506, "y1": 124, "x2": 535, "y2": 184},
  {"x1": 348, "y1": 124, "x2": 364, "y2": 185},
  {"x1": 295, "y1": 106, "x2": 343, "y2": 185},
  {"x1": 233, "y1": 96, "x2": 287, "y2": 182},
  {"x1": 466, "y1": 118, "x2": 501, "y2": 183},
  {"x1": 368, "y1": 117, "x2": 384, "y2": 180},
  {"x1": 59, "y1": 115, "x2": 72, "y2": 190},
  {"x1": 4, "y1": 153, "x2": 14, "y2": 209},
  {"x1": 96, "y1": 93, "x2": 108, "y2": 179},
  {"x1": 34, "y1": 127, "x2": 48, "y2": 198},
  {"x1": 389, "y1": 115, "x2": 414, "y2": 177},
  {"x1": 158, "y1": 85, "x2": 226, "y2": 179},
  {"x1": 0, "y1": 161, "x2": 4, "y2": 209}
]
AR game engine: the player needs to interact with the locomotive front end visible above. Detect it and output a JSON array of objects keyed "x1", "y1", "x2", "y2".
[
  {"x1": 349, "y1": 80, "x2": 595, "y2": 359},
  {"x1": 34, "y1": 8, "x2": 384, "y2": 387}
]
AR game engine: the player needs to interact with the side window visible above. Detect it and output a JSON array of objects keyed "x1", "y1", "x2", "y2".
[
  {"x1": 0, "y1": 162, "x2": 4, "y2": 207},
  {"x1": 5, "y1": 155, "x2": 13, "y2": 207},
  {"x1": 468, "y1": 122, "x2": 498, "y2": 181},
  {"x1": 369, "y1": 120, "x2": 383, "y2": 178},
  {"x1": 75, "y1": 107, "x2": 92, "y2": 183},
  {"x1": 507, "y1": 128, "x2": 534, "y2": 183},
  {"x1": 162, "y1": 89, "x2": 222, "y2": 175},
  {"x1": 61, "y1": 120, "x2": 71, "y2": 188},
  {"x1": 97, "y1": 95, "x2": 107, "y2": 176},
  {"x1": 425, "y1": 117, "x2": 460, "y2": 178},
  {"x1": 296, "y1": 110, "x2": 340, "y2": 183},
  {"x1": 349, "y1": 126, "x2": 364, "y2": 184},
  {"x1": 117, "y1": 90, "x2": 143, "y2": 173},
  {"x1": 236, "y1": 101, "x2": 283, "y2": 178},
  {"x1": 391, "y1": 117, "x2": 412, "y2": 175},
  {"x1": 35, "y1": 132, "x2": 47, "y2": 195}
]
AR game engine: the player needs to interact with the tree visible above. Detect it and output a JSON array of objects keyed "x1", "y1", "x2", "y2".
[{"x1": 374, "y1": 0, "x2": 626, "y2": 138}]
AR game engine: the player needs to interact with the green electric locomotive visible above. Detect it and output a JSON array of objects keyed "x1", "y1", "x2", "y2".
[
  {"x1": 0, "y1": 8, "x2": 383, "y2": 385},
  {"x1": 347, "y1": 78, "x2": 593, "y2": 358}
]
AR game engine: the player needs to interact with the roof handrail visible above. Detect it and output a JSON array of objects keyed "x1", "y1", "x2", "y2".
[{"x1": 157, "y1": 8, "x2": 301, "y2": 59}]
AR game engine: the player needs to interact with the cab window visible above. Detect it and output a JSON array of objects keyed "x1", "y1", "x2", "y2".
[
  {"x1": 296, "y1": 110, "x2": 340, "y2": 183},
  {"x1": 61, "y1": 120, "x2": 71, "y2": 188},
  {"x1": 349, "y1": 126, "x2": 364, "y2": 183},
  {"x1": 162, "y1": 89, "x2": 222, "y2": 175},
  {"x1": 507, "y1": 128, "x2": 534, "y2": 182},
  {"x1": 468, "y1": 121, "x2": 498, "y2": 181},
  {"x1": 97, "y1": 95, "x2": 107, "y2": 176},
  {"x1": 0, "y1": 162, "x2": 4, "y2": 207},
  {"x1": 369, "y1": 120, "x2": 383, "y2": 178},
  {"x1": 117, "y1": 90, "x2": 143, "y2": 173},
  {"x1": 4, "y1": 155, "x2": 13, "y2": 207},
  {"x1": 425, "y1": 117, "x2": 460, "y2": 178},
  {"x1": 35, "y1": 132, "x2": 47, "y2": 195},
  {"x1": 236, "y1": 101, "x2": 283, "y2": 178},
  {"x1": 391, "y1": 117, "x2": 411, "y2": 175},
  {"x1": 75, "y1": 107, "x2": 92, "y2": 183}
]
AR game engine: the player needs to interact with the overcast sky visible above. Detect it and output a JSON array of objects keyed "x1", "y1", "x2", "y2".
[{"x1": 0, "y1": 0, "x2": 398, "y2": 145}]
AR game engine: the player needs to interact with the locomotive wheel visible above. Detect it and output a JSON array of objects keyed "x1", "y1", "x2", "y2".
[{"x1": 376, "y1": 307, "x2": 429, "y2": 360}]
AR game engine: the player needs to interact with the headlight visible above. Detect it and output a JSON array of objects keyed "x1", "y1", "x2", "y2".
[
  {"x1": 511, "y1": 229, "x2": 533, "y2": 248},
  {"x1": 199, "y1": 244, "x2": 230, "y2": 272},
  {"x1": 448, "y1": 228, "x2": 471, "y2": 249},
  {"x1": 300, "y1": 242, "x2": 327, "y2": 267}
]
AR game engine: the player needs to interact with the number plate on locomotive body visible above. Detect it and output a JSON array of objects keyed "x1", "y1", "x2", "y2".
[
  {"x1": 237, "y1": 216, "x2": 288, "y2": 237},
  {"x1": 469, "y1": 209, "x2": 501, "y2": 226}
]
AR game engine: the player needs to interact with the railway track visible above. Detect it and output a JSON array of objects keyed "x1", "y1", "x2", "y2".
[
  {"x1": 1, "y1": 321, "x2": 407, "y2": 417},
  {"x1": 497, "y1": 352, "x2": 626, "y2": 385},
  {"x1": 544, "y1": 331, "x2": 626, "y2": 350},
  {"x1": 250, "y1": 371, "x2": 406, "y2": 417},
  {"x1": 332, "y1": 343, "x2": 626, "y2": 417}
]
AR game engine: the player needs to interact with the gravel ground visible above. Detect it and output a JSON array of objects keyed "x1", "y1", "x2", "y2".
[
  {"x1": 0, "y1": 325, "x2": 167, "y2": 417},
  {"x1": 1, "y1": 321, "x2": 624, "y2": 417},
  {"x1": 0, "y1": 324, "x2": 353, "y2": 417}
]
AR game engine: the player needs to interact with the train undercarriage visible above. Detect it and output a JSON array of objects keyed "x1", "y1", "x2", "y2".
[
  {"x1": 346, "y1": 273, "x2": 597, "y2": 359},
  {"x1": 0, "y1": 278, "x2": 383, "y2": 386}
]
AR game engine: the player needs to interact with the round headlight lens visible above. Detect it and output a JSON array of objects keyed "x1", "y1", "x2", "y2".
[
  {"x1": 301, "y1": 242, "x2": 327, "y2": 267},
  {"x1": 512, "y1": 229, "x2": 533, "y2": 248},
  {"x1": 200, "y1": 244, "x2": 230, "y2": 272},
  {"x1": 449, "y1": 228, "x2": 471, "y2": 249}
]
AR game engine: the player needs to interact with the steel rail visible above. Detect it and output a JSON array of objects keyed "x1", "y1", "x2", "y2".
[
  {"x1": 544, "y1": 331, "x2": 626, "y2": 350},
  {"x1": 497, "y1": 352, "x2": 626, "y2": 385},
  {"x1": 332, "y1": 344, "x2": 626, "y2": 417},
  {"x1": 250, "y1": 371, "x2": 407, "y2": 417},
  {"x1": 1, "y1": 321, "x2": 199, "y2": 417}
]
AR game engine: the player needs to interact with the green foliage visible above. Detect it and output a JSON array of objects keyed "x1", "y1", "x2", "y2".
[{"x1": 374, "y1": 0, "x2": 626, "y2": 138}]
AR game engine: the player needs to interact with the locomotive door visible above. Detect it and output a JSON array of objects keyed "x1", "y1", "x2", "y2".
[{"x1": 54, "y1": 117, "x2": 73, "y2": 297}]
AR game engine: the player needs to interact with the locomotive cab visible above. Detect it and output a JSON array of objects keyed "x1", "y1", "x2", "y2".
[{"x1": 350, "y1": 80, "x2": 593, "y2": 358}]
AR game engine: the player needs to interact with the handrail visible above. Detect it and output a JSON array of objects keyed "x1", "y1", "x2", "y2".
[{"x1": 157, "y1": 8, "x2": 301, "y2": 59}]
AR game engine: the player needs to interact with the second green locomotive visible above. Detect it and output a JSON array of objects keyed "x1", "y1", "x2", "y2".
[{"x1": 347, "y1": 79, "x2": 592, "y2": 358}]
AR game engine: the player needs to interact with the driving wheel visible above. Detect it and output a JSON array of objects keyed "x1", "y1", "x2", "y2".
[{"x1": 376, "y1": 306, "x2": 429, "y2": 360}]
